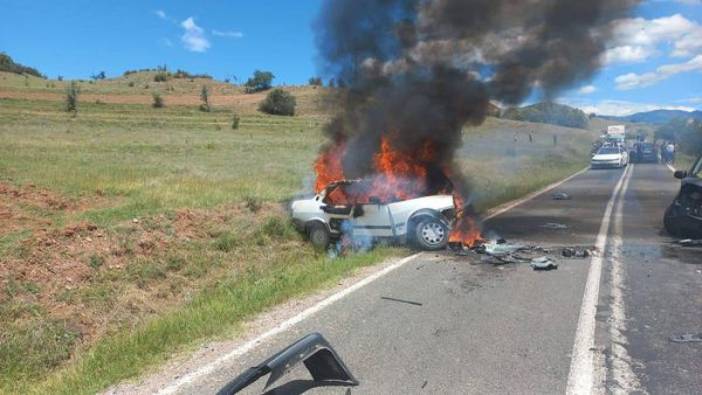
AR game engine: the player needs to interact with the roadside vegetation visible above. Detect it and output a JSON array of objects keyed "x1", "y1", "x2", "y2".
[
  {"x1": 0, "y1": 52, "x2": 44, "y2": 78},
  {"x1": 504, "y1": 102, "x2": 590, "y2": 129},
  {"x1": 0, "y1": 70, "x2": 599, "y2": 394}
]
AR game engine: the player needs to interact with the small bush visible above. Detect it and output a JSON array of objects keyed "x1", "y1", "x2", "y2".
[
  {"x1": 152, "y1": 92, "x2": 164, "y2": 108},
  {"x1": 127, "y1": 81, "x2": 135, "y2": 87},
  {"x1": 154, "y1": 72, "x2": 170, "y2": 82},
  {"x1": 258, "y1": 89, "x2": 296, "y2": 116},
  {"x1": 308, "y1": 77, "x2": 323, "y2": 86},
  {"x1": 65, "y1": 81, "x2": 79, "y2": 113},
  {"x1": 244, "y1": 195, "x2": 262, "y2": 212},
  {"x1": 88, "y1": 254, "x2": 104, "y2": 269},
  {"x1": 199, "y1": 85, "x2": 210, "y2": 112},
  {"x1": 232, "y1": 113, "x2": 240, "y2": 129},
  {"x1": 213, "y1": 231, "x2": 240, "y2": 252}
]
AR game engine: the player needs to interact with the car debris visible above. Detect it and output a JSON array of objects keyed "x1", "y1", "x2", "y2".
[
  {"x1": 542, "y1": 222, "x2": 568, "y2": 230},
  {"x1": 530, "y1": 256, "x2": 558, "y2": 271},
  {"x1": 552, "y1": 192, "x2": 571, "y2": 200},
  {"x1": 381, "y1": 296, "x2": 423, "y2": 306},
  {"x1": 562, "y1": 247, "x2": 591, "y2": 258},
  {"x1": 675, "y1": 239, "x2": 702, "y2": 247},
  {"x1": 669, "y1": 333, "x2": 702, "y2": 344},
  {"x1": 216, "y1": 332, "x2": 357, "y2": 394}
]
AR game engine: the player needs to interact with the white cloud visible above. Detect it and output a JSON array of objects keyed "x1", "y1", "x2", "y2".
[
  {"x1": 212, "y1": 30, "x2": 244, "y2": 39},
  {"x1": 578, "y1": 85, "x2": 597, "y2": 95},
  {"x1": 562, "y1": 99, "x2": 696, "y2": 116},
  {"x1": 604, "y1": 14, "x2": 702, "y2": 64},
  {"x1": 155, "y1": 10, "x2": 167, "y2": 20},
  {"x1": 181, "y1": 17, "x2": 210, "y2": 53},
  {"x1": 615, "y1": 54, "x2": 702, "y2": 89}
]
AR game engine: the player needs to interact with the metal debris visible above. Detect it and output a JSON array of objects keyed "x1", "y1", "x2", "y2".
[
  {"x1": 530, "y1": 256, "x2": 558, "y2": 271},
  {"x1": 381, "y1": 296, "x2": 423, "y2": 306},
  {"x1": 552, "y1": 192, "x2": 571, "y2": 200},
  {"x1": 676, "y1": 239, "x2": 702, "y2": 247},
  {"x1": 669, "y1": 333, "x2": 702, "y2": 343},
  {"x1": 542, "y1": 223, "x2": 568, "y2": 230},
  {"x1": 562, "y1": 247, "x2": 591, "y2": 258}
]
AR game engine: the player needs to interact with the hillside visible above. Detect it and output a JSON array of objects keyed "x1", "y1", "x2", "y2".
[
  {"x1": 0, "y1": 52, "x2": 44, "y2": 78},
  {"x1": 503, "y1": 102, "x2": 589, "y2": 129},
  {"x1": 603, "y1": 109, "x2": 702, "y2": 125}
]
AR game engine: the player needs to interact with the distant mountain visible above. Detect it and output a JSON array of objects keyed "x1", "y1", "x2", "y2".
[
  {"x1": 605, "y1": 109, "x2": 702, "y2": 125},
  {"x1": 0, "y1": 52, "x2": 44, "y2": 78},
  {"x1": 503, "y1": 102, "x2": 589, "y2": 129}
]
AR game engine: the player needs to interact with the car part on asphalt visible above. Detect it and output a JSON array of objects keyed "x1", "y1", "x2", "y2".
[
  {"x1": 669, "y1": 333, "x2": 702, "y2": 344},
  {"x1": 562, "y1": 247, "x2": 591, "y2": 258},
  {"x1": 216, "y1": 332, "x2": 358, "y2": 395},
  {"x1": 675, "y1": 239, "x2": 702, "y2": 247},
  {"x1": 530, "y1": 256, "x2": 558, "y2": 271},
  {"x1": 380, "y1": 296, "x2": 423, "y2": 306},
  {"x1": 552, "y1": 192, "x2": 571, "y2": 200},
  {"x1": 542, "y1": 222, "x2": 568, "y2": 230}
]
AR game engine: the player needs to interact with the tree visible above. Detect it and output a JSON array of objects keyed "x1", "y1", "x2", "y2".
[
  {"x1": 65, "y1": 82, "x2": 79, "y2": 114},
  {"x1": 244, "y1": 70, "x2": 274, "y2": 93},
  {"x1": 91, "y1": 71, "x2": 106, "y2": 81},
  {"x1": 308, "y1": 77, "x2": 323, "y2": 86},
  {"x1": 199, "y1": 85, "x2": 210, "y2": 112},
  {"x1": 259, "y1": 89, "x2": 296, "y2": 116}
]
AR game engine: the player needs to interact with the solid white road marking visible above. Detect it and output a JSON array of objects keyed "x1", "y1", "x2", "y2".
[
  {"x1": 666, "y1": 163, "x2": 676, "y2": 173},
  {"x1": 609, "y1": 165, "x2": 644, "y2": 393},
  {"x1": 566, "y1": 165, "x2": 634, "y2": 395},
  {"x1": 154, "y1": 166, "x2": 592, "y2": 394},
  {"x1": 156, "y1": 253, "x2": 421, "y2": 395}
]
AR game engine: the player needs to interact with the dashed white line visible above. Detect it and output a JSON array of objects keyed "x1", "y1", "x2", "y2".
[{"x1": 566, "y1": 165, "x2": 634, "y2": 395}]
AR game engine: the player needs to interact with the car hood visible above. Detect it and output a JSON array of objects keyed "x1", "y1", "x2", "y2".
[
  {"x1": 592, "y1": 154, "x2": 621, "y2": 161},
  {"x1": 387, "y1": 194, "x2": 455, "y2": 211}
]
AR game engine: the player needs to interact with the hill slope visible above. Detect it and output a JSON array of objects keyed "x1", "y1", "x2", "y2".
[
  {"x1": 605, "y1": 109, "x2": 702, "y2": 125},
  {"x1": 0, "y1": 52, "x2": 44, "y2": 78}
]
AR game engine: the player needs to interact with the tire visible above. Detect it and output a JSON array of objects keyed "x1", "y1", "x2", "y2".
[
  {"x1": 413, "y1": 218, "x2": 449, "y2": 251},
  {"x1": 664, "y1": 204, "x2": 684, "y2": 237},
  {"x1": 307, "y1": 222, "x2": 330, "y2": 251}
]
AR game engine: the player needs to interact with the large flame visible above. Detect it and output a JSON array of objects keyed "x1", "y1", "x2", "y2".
[{"x1": 313, "y1": 134, "x2": 484, "y2": 248}]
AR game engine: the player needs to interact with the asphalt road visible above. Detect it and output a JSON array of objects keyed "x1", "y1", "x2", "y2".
[{"x1": 167, "y1": 163, "x2": 702, "y2": 395}]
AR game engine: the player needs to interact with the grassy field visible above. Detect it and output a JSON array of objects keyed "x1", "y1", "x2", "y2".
[{"x1": 0, "y1": 72, "x2": 599, "y2": 394}]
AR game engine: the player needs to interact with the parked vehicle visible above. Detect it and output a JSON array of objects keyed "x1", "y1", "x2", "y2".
[
  {"x1": 290, "y1": 180, "x2": 456, "y2": 251},
  {"x1": 591, "y1": 146, "x2": 629, "y2": 169},
  {"x1": 664, "y1": 155, "x2": 702, "y2": 238},
  {"x1": 630, "y1": 142, "x2": 659, "y2": 163}
]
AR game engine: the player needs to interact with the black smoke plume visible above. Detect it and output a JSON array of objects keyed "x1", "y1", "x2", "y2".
[{"x1": 314, "y1": 0, "x2": 639, "y2": 200}]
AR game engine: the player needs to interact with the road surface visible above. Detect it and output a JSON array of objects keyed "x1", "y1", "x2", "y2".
[{"x1": 154, "y1": 163, "x2": 702, "y2": 394}]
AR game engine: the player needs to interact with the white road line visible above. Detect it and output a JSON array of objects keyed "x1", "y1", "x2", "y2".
[
  {"x1": 156, "y1": 253, "x2": 421, "y2": 395},
  {"x1": 609, "y1": 165, "x2": 644, "y2": 394},
  {"x1": 153, "y1": 166, "x2": 593, "y2": 394},
  {"x1": 666, "y1": 163, "x2": 676, "y2": 173},
  {"x1": 566, "y1": 165, "x2": 634, "y2": 395},
  {"x1": 484, "y1": 167, "x2": 589, "y2": 220}
]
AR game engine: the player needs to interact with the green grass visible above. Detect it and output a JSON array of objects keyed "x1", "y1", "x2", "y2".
[
  {"x1": 0, "y1": 95, "x2": 598, "y2": 394},
  {"x1": 25, "y1": 249, "x2": 394, "y2": 395}
]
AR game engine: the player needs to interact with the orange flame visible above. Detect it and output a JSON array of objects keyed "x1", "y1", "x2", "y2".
[{"x1": 313, "y1": 133, "x2": 484, "y2": 247}]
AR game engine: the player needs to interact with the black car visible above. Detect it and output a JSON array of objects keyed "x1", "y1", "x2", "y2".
[
  {"x1": 664, "y1": 155, "x2": 702, "y2": 238},
  {"x1": 630, "y1": 142, "x2": 659, "y2": 163}
]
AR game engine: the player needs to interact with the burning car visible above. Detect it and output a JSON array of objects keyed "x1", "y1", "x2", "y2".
[
  {"x1": 664, "y1": 156, "x2": 702, "y2": 238},
  {"x1": 291, "y1": 180, "x2": 456, "y2": 251}
]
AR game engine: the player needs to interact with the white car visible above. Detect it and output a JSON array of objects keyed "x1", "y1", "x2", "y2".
[
  {"x1": 591, "y1": 145, "x2": 629, "y2": 168},
  {"x1": 290, "y1": 180, "x2": 456, "y2": 251}
]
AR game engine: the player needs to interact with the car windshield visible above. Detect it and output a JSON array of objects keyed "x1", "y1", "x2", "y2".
[{"x1": 598, "y1": 147, "x2": 619, "y2": 154}]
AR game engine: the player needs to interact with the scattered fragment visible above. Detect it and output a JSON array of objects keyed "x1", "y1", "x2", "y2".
[
  {"x1": 676, "y1": 239, "x2": 702, "y2": 247},
  {"x1": 481, "y1": 242, "x2": 525, "y2": 256},
  {"x1": 669, "y1": 333, "x2": 702, "y2": 343},
  {"x1": 530, "y1": 256, "x2": 558, "y2": 271},
  {"x1": 552, "y1": 192, "x2": 571, "y2": 200},
  {"x1": 381, "y1": 296, "x2": 423, "y2": 306},
  {"x1": 562, "y1": 247, "x2": 591, "y2": 258},
  {"x1": 542, "y1": 222, "x2": 568, "y2": 230}
]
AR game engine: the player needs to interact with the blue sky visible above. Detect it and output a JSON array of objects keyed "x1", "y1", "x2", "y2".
[{"x1": 0, "y1": 0, "x2": 700, "y2": 116}]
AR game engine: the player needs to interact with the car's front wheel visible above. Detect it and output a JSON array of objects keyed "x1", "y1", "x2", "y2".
[
  {"x1": 307, "y1": 222, "x2": 330, "y2": 251},
  {"x1": 413, "y1": 219, "x2": 448, "y2": 251}
]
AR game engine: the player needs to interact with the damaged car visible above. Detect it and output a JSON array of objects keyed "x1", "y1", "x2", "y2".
[
  {"x1": 291, "y1": 180, "x2": 456, "y2": 251},
  {"x1": 664, "y1": 155, "x2": 702, "y2": 238}
]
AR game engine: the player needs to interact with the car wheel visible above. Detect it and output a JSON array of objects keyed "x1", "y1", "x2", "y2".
[
  {"x1": 307, "y1": 222, "x2": 330, "y2": 251},
  {"x1": 664, "y1": 204, "x2": 685, "y2": 237},
  {"x1": 413, "y1": 219, "x2": 448, "y2": 251}
]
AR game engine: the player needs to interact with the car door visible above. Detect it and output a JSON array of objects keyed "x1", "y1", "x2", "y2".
[{"x1": 352, "y1": 202, "x2": 394, "y2": 238}]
